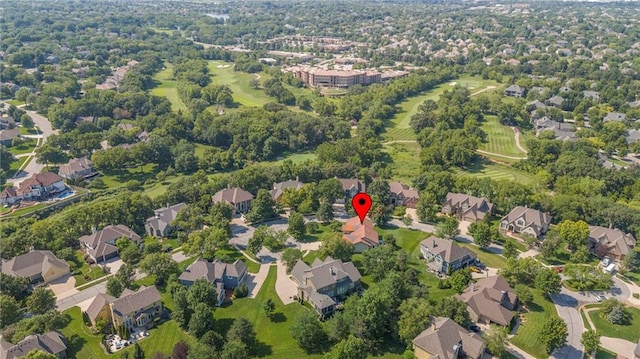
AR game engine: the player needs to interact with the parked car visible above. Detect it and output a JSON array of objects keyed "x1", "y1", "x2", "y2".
[
  {"x1": 554, "y1": 266, "x2": 564, "y2": 273},
  {"x1": 475, "y1": 262, "x2": 486, "y2": 269},
  {"x1": 595, "y1": 295, "x2": 607, "y2": 302},
  {"x1": 470, "y1": 325, "x2": 481, "y2": 332},
  {"x1": 470, "y1": 266, "x2": 482, "y2": 273}
]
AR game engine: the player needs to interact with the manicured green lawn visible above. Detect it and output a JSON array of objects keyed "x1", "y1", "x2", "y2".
[
  {"x1": 479, "y1": 115, "x2": 527, "y2": 158},
  {"x1": 457, "y1": 159, "x2": 536, "y2": 186},
  {"x1": 453, "y1": 240, "x2": 508, "y2": 269},
  {"x1": 74, "y1": 258, "x2": 108, "y2": 288},
  {"x1": 99, "y1": 164, "x2": 159, "y2": 189},
  {"x1": 215, "y1": 246, "x2": 261, "y2": 273},
  {"x1": 588, "y1": 307, "x2": 640, "y2": 342},
  {"x1": 383, "y1": 141, "x2": 422, "y2": 184},
  {"x1": 18, "y1": 127, "x2": 42, "y2": 135},
  {"x1": 9, "y1": 156, "x2": 29, "y2": 172},
  {"x1": 150, "y1": 64, "x2": 187, "y2": 111},
  {"x1": 510, "y1": 290, "x2": 560, "y2": 359},
  {"x1": 61, "y1": 307, "x2": 196, "y2": 359},
  {"x1": 1, "y1": 202, "x2": 46, "y2": 218},
  {"x1": 302, "y1": 250, "x2": 319, "y2": 266},
  {"x1": 207, "y1": 61, "x2": 274, "y2": 108}
]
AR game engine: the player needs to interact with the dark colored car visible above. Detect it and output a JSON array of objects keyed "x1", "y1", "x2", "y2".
[{"x1": 470, "y1": 325, "x2": 481, "y2": 332}]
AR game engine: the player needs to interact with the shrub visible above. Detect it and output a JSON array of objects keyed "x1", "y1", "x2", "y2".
[
  {"x1": 233, "y1": 284, "x2": 248, "y2": 298},
  {"x1": 606, "y1": 305, "x2": 630, "y2": 325},
  {"x1": 305, "y1": 222, "x2": 319, "y2": 234}
]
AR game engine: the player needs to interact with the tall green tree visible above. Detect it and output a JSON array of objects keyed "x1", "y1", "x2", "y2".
[
  {"x1": 581, "y1": 330, "x2": 600, "y2": 358},
  {"x1": 541, "y1": 317, "x2": 568, "y2": 354},
  {"x1": 398, "y1": 297, "x2": 431, "y2": 345},
  {"x1": 290, "y1": 310, "x2": 327, "y2": 353},
  {"x1": 557, "y1": 220, "x2": 590, "y2": 250},
  {"x1": 227, "y1": 318, "x2": 257, "y2": 351},
  {"x1": 534, "y1": 268, "x2": 562, "y2": 296},
  {"x1": 469, "y1": 221, "x2": 492, "y2": 247},
  {"x1": 189, "y1": 303, "x2": 215, "y2": 339},
  {"x1": 484, "y1": 325, "x2": 508, "y2": 358},
  {"x1": 323, "y1": 335, "x2": 368, "y2": 359},
  {"x1": 26, "y1": 288, "x2": 56, "y2": 315},
  {"x1": 245, "y1": 189, "x2": 277, "y2": 223},
  {"x1": 133, "y1": 343, "x2": 145, "y2": 359},
  {"x1": 281, "y1": 248, "x2": 303, "y2": 273},
  {"x1": 436, "y1": 216, "x2": 459, "y2": 239},
  {"x1": 287, "y1": 211, "x2": 306, "y2": 240},
  {"x1": 0, "y1": 294, "x2": 21, "y2": 328},
  {"x1": 318, "y1": 232, "x2": 354, "y2": 262}
]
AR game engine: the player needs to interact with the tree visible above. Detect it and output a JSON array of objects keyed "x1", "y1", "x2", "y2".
[
  {"x1": 220, "y1": 340, "x2": 249, "y2": 359},
  {"x1": 106, "y1": 276, "x2": 125, "y2": 297},
  {"x1": 172, "y1": 288, "x2": 191, "y2": 330},
  {"x1": 514, "y1": 284, "x2": 533, "y2": 307},
  {"x1": 325, "y1": 311, "x2": 350, "y2": 343},
  {"x1": 227, "y1": 318, "x2": 257, "y2": 350},
  {"x1": 133, "y1": 343, "x2": 145, "y2": 359},
  {"x1": 281, "y1": 248, "x2": 303, "y2": 272},
  {"x1": 288, "y1": 211, "x2": 306, "y2": 240},
  {"x1": 26, "y1": 288, "x2": 56, "y2": 315},
  {"x1": 402, "y1": 214, "x2": 413, "y2": 227},
  {"x1": 21, "y1": 114, "x2": 34, "y2": 129},
  {"x1": 540, "y1": 231, "x2": 561, "y2": 259},
  {"x1": 436, "y1": 216, "x2": 459, "y2": 239},
  {"x1": 581, "y1": 330, "x2": 600, "y2": 357},
  {"x1": 318, "y1": 232, "x2": 354, "y2": 262},
  {"x1": 534, "y1": 268, "x2": 561, "y2": 296},
  {"x1": 502, "y1": 239, "x2": 518, "y2": 259},
  {"x1": 398, "y1": 297, "x2": 431, "y2": 345},
  {"x1": 432, "y1": 297, "x2": 470, "y2": 328},
  {"x1": 316, "y1": 201, "x2": 334, "y2": 223},
  {"x1": 484, "y1": 325, "x2": 508, "y2": 358},
  {"x1": 263, "y1": 298, "x2": 275, "y2": 319},
  {"x1": 0, "y1": 294, "x2": 21, "y2": 328},
  {"x1": 540, "y1": 317, "x2": 568, "y2": 354},
  {"x1": 186, "y1": 343, "x2": 216, "y2": 359},
  {"x1": 15, "y1": 88, "x2": 30, "y2": 104},
  {"x1": 469, "y1": 221, "x2": 491, "y2": 248},
  {"x1": 607, "y1": 305, "x2": 630, "y2": 325},
  {"x1": 187, "y1": 279, "x2": 218, "y2": 310},
  {"x1": 201, "y1": 330, "x2": 224, "y2": 352},
  {"x1": 449, "y1": 268, "x2": 472, "y2": 293},
  {"x1": 290, "y1": 310, "x2": 327, "y2": 353},
  {"x1": 25, "y1": 351, "x2": 57, "y2": 359},
  {"x1": 557, "y1": 220, "x2": 590, "y2": 250},
  {"x1": 189, "y1": 303, "x2": 215, "y2": 338},
  {"x1": 35, "y1": 144, "x2": 67, "y2": 168},
  {"x1": 323, "y1": 335, "x2": 368, "y2": 359},
  {"x1": 245, "y1": 189, "x2": 277, "y2": 223},
  {"x1": 139, "y1": 252, "x2": 179, "y2": 286}
]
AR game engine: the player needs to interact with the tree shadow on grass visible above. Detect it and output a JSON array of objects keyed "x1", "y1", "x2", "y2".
[
  {"x1": 253, "y1": 340, "x2": 273, "y2": 357},
  {"x1": 527, "y1": 301, "x2": 543, "y2": 313},
  {"x1": 213, "y1": 318, "x2": 236, "y2": 337},
  {"x1": 65, "y1": 334, "x2": 87, "y2": 358},
  {"x1": 270, "y1": 312, "x2": 286, "y2": 323}
]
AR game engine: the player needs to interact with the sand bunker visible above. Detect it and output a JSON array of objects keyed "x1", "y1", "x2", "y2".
[
  {"x1": 216, "y1": 64, "x2": 231, "y2": 68},
  {"x1": 449, "y1": 81, "x2": 457, "y2": 86}
]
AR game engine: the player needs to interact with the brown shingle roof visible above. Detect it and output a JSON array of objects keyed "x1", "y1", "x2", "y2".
[
  {"x1": 111, "y1": 285, "x2": 161, "y2": 316},
  {"x1": 1, "y1": 331, "x2": 67, "y2": 359},
  {"x1": 458, "y1": 276, "x2": 516, "y2": 326},
  {"x1": 78, "y1": 225, "x2": 141, "y2": 260},
  {"x1": 588, "y1": 226, "x2": 636, "y2": 258},
  {"x1": 420, "y1": 236, "x2": 477, "y2": 263},
  {"x1": 1, "y1": 250, "x2": 69, "y2": 279},
  {"x1": 211, "y1": 187, "x2": 254, "y2": 204},
  {"x1": 85, "y1": 293, "x2": 115, "y2": 323},
  {"x1": 412, "y1": 317, "x2": 485, "y2": 359},
  {"x1": 58, "y1": 157, "x2": 94, "y2": 178}
]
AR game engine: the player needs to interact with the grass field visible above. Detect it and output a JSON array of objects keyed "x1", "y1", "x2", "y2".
[
  {"x1": 382, "y1": 142, "x2": 422, "y2": 184},
  {"x1": 588, "y1": 307, "x2": 640, "y2": 342},
  {"x1": 9, "y1": 156, "x2": 29, "y2": 172},
  {"x1": 457, "y1": 159, "x2": 536, "y2": 185},
  {"x1": 151, "y1": 64, "x2": 187, "y2": 112},
  {"x1": 207, "y1": 61, "x2": 274, "y2": 108},
  {"x1": 9, "y1": 138, "x2": 37, "y2": 155},
  {"x1": 510, "y1": 290, "x2": 560, "y2": 359},
  {"x1": 479, "y1": 115, "x2": 527, "y2": 158}
]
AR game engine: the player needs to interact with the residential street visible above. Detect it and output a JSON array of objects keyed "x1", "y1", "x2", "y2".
[{"x1": 549, "y1": 292, "x2": 584, "y2": 359}]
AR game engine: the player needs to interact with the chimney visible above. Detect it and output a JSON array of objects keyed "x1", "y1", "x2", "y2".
[
  {"x1": 433, "y1": 321, "x2": 437, "y2": 330},
  {"x1": 295, "y1": 176, "x2": 299, "y2": 182},
  {"x1": 91, "y1": 226, "x2": 97, "y2": 234}
]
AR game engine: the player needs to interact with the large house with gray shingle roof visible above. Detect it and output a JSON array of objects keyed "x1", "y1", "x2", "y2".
[
  {"x1": 604, "y1": 112, "x2": 626, "y2": 122},
  {"x1": 270, "y1": 178, "x2": 304, "y2": 202},
  {"x1": 442, "y1": 193, "x2": 494, "y2": 223},
  {"x1": 457, "y1": 276, "x2": 517, "y2": 326},
  {"x1": 419, "y1": 236, "x2": 477, "y2": 274},
  {"x1": 0, "y1": 331, "x2": 67, "y2": 359},
  {"x1": 337, "y1": 178, "x2": 366, "y2": 201},
  {"x1": 291, "y1": 257, "x2": 362, "y2": 316},
  {"x1": 145, "y1": 202, "x2": 186, "y2": 237},
  {"x1": 412, "y1": 317, "x2": 486, "y2": 359},
  {"x1": 389, "y1": 182, "x2": 419, "y2": 208},
  {"x1": 110, "y1": 286, "x2": 162, "y2": 330},
  {"x1": 1, "y1": 249, "x2": 70, "y2": 284},
  {"x1": 79, "y1": 225, "x2": 141, "y2": 263},
  {"x1": 58, "y1": 157, "x2": 97, "y2": 180},
  {"x1": 504, "y1": 85, "x2": 525, "y2": 98},
  {"x1": 499, "y1": 206, "x2": 552, "y2": 239},
  {"x1": 211, "y1": 186, "x2": 254, "y2": 214},
  {"x1": 178, "y1": 258, "x2": 248, "y2": 306},
  {"x1": 588, "y1": 226, "x2": 636, "y2": 261}
]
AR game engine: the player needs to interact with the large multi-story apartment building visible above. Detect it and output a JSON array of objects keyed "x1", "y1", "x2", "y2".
[{"x1": 290, "y1": 67, "x2": 382, "y2": 88}]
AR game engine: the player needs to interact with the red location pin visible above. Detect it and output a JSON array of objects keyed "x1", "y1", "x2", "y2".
[{"x1": 352, "y1": 193, "x2": 372, "y2": 224}]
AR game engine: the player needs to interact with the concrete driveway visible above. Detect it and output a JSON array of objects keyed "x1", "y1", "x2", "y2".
[
  {"x1": 275, "y1": 261, "x2": 297, "y2": 305},
  {"x1": 246, "y1": 264, "x2": 271, "y2": 299},
  {"x1": 48, "y1": 275, "x2": 77, "y2": 298},
  {"x1": 57, "y1": 281, "x2": 108, "y2": 311}
]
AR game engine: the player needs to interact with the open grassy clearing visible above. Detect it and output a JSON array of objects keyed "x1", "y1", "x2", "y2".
[
  {"x1": 479, "y1": 115, "x2": 527, "y2": 157},
  {"x1": 510, "y1": 290, "x2": 560, "y2": 359},
  {"x1": 588, "y1": 307, "x2": 640, "y2": 342},
  {"x1": 150, "y1": 64, "x2": 187, "y2": 112},
  {"x1": 382, "y1": 141, "x2": 422, "y2": 184},
  {"x1": 8, "y1": 138, "x2": 37, "y2": 155},
  {"x1": 457, "y1": 159, "x2": 536, "y2": 186},
  {"x1": 207, "y1": 61, "x2": 274, "y2": 108}
]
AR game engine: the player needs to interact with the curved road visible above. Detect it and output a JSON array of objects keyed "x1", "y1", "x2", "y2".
[{"x1": 7, "y1": 109, "x2": 57, "y2": 185}]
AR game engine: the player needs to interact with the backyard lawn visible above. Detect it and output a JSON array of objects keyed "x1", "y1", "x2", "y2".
[
  {"x1": 588, "y1": 307, "x2": 640, "y2": 342},
  {"x1": 510, "y1": 290, "x2": 560, "y2": 359},
  {"x1": 9, "y1": 156, "x2": 29, "y2": 172},
  {"x1": 8, "y1": 138, "x2": 37, "y2": 155},
  {"x1": 150, "y1": 64, "x2": 187, "y2": 112}
]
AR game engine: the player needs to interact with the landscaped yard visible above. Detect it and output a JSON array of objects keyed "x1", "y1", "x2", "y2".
[
  {"x1": 9, "y1": 155, "x2": 29, "y2": 172},
  {"x1": 98, "y1": 163, "x2": 159, "y2": 189},
  {"x1": 215, "y1": 246, "x2": 261, "y2": 273},
  {"x1": 457, "y1": 159, "x2": 536, "y2": 186},
  {"x1": 478, "y1": 115, "x2": 527, "y2": 159},
  {"x1": 9, "y1": 138, "x2": 37, "y2": 155},
  {"x1": 454, "y1": 240, "x2": 508, "y2": 269},
  {"x1": 510, "y1": 290, "x2": 560, "y2": 359},
  {"x1": 588, "y1": 307, "x2": 640, "y2": 342},
  {"x1": 150, "y1": 64, "x2": 187, "y2": 112},
  {"x1": 61, "y1": 307, "x2": 196, "y2": 359},
  {"x1": 72, "y1": 251, "x2": 108, "y2": 287}
]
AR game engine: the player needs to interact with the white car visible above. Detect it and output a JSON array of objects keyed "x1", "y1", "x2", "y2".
[{"x1": 595, "y1": 295, "x2": 607, "y2": 302}]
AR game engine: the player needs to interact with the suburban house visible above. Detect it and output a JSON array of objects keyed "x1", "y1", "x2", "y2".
[
  {"x1": 603, "y1": 112, "x2": 626, "y2": 122},
  {"x1": 0, "y1": 172, "x2": 67, "y2": 205},
  {"x1": 145, "y1": 202, "x2": 187, "y2": 237},
  {"x1": 337, "y1": 178, "x2": 366, "y2": 201},
  {"x1": 504, "y1": 84, "x2": 525, "y2": 98},
  {"x1": 457, "y1": 276, "x2": 518, "y2": 326},
  {"x1": 58, "y1": 157, "x2": 97, "y2": 180},
  {"x1": 1, "y1": 249, "x2": 70, "y2": 285},
  {"x1": 534, "y1": 117, "x2": 577, "y2": 141},
  {"x1": 412, "y1": 317, "x2": 486, "y2": 359},
  {"x1": 526, "y1": 100, "x2": 547, "y2": 110},
  {"x1": 442, "y1": 192, "x2": 495, "y2": 222},
  {"x1": 0, "y1": 115, "x2": 16, "y2": 129},
  {"x1": 211, "y1": 186, "x2": 254, "y2": 214},
  {"x1": 583, "y1": 91, "x2": 600, "y2": 101},
  {"x1": 419, "y1": 236, "x2": 477, "y2": 275},
  {"x1": 388, "y1": 182, "x2": 419, "y2": 208},
  {"x1": 270, "y1": 178, "x2": 304, "y2": 202},
  {"x1": 291, "y1": 257, "x2": 362, "y2": 316},
  {"x1": 0, "y1": 331, "x2": 67, "y2": 359},
  {"x1": 588, "y1": 226, "x2": 637, "y2": 261},
  {"x1": 341, "y1": 216, "x2": 380, "y2": 253},
  {"x1": 110, "y1": 286, "x2": 163, "y2": 330},
  {"x1": 0, "y1": 128, "x2": 19, "y2": 146},
  {"x1": 547, "y1": 95, "x2": 565, "y2": 107},
  {"x1": 85, "y1": 293, "x2": 115, "y2": 327},
  {"x1": 627, "y1": 129, "x2": 640, "y2": 144},
  {"x1": 499, "y1": 206, "x2": 552, "y2": 239},
  {"x1": 178, "y1": 258, "x2": 248, "y2": 306},
  {"x1": 78, "y1": 225, "x2": 142, "y2": 263}
]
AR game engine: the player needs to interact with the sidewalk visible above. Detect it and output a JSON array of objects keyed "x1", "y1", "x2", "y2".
[{"x1": 506, "y1": 343, "x2": 536, "y2": 359}]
